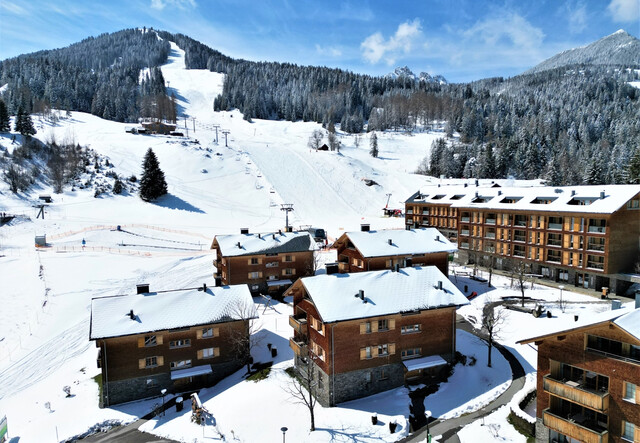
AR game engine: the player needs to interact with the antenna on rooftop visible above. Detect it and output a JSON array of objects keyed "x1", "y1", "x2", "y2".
[
  {"x1": 280, "y1": 204, "x2": 294, "y2": 232},
  {"x1": 222, "y1": 129, "x2": 230, "y2": 147}
]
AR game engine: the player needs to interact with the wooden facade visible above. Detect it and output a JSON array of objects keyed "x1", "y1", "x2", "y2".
[
  {"x1": 519, "y1": 311, "x2": 640, "y2": 443},
  {"x1": 405, "y1": 187, "x2": 640, "y2": 295}
]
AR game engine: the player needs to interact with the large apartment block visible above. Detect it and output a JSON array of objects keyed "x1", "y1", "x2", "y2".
[
  {"x1": 90, "y1": 283, "x2": 255, "y2": 406},
  {"x1": 405, "y1": 184, "x2": 640, "y2": 295},
  {"x1": 212, "y1": 229, "x2": 316, "y2": 295},
  {"x1": 519, "y1": 302, "x2": 640, "y2": 443},
  {"x1": 285, "y1": 267, "x2": 469, "y2": 406}
]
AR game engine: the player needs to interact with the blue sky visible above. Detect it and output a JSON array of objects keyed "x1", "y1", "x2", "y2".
[{"x1": 1, "y1": 0, "x2": 638, "y2": 82}]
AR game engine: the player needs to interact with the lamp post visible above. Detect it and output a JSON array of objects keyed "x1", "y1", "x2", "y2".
[
  {"x1": 161, "y1": 388, "x2": 167, "y2": 417},
  {"x1": 425, "y1": 410, "x2": 432, "y2": 443},
  {"x1": 559, "y1": 285, "x2": 565, "y2": 312},
  {"x1": 280, "y1": 426, "x2": 288, "y2": 443}
]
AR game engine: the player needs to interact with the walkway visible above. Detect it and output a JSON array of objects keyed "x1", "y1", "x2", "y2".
[{"x1": 400, "y1": 315, "x2": 526, "y2": 443}]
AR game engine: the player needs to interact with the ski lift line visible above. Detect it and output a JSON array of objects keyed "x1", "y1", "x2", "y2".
[{"x1": 118, "y1": 228, "x2": 204, "y2": 246}]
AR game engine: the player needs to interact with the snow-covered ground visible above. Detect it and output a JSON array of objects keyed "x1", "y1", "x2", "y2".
[{"x1": 0, "y1": 36, "x2": 628, "y2": 442}]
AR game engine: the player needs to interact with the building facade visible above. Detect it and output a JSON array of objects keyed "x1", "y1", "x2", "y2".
[
  {"x1": 332, "y1": 226, "x2": 456, "y2": 276},
  {"x1": 90, "y1": 284, "x2": 255, "y2": 406},
  {"x1": 212, "y1": 229, "x2": 315, "y2": 295},
  {"x1": 519, "y1": 304, "x2": 640, "y2": 443},
  {"x1": 406, "y1": 184, "x2": 640, "y2": 295},
  {"x1": 286, "y1": 267, "x2": 469, "y2": 406}
]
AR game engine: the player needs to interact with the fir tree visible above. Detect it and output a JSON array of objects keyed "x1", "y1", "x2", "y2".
[
  {"x1": 369, "y1": 132, "x2": 379, "y2": 158},
  {"x1": 14, "y1": 107, "x2": 36, "y2": 137},
  {"x1": 626, "y1": 148, "x2": 640, "y2": 184},
  {"x1": 139, "y1": 148, "x2": 168, "y2": 201},
  {"x1": 0, "y1": 99, "x2": 10, "y2": 132}
]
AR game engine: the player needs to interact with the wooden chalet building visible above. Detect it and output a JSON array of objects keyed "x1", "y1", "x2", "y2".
[
  {"x1": 405, "y1": 184, "x2": 640, "y2": 296},
  {"x1": 286, "y1": 266, "x2": 469, "y2": 406},
  {"x1": 90, "y1": 283, "x2": 255, "y2": 406},
  {"x1": 518, "y1": 301, "x2": 640, "y2": 443},
  {"x1": 332, "y1": 226, "x2": 457, "y2": 276},
  {"x1": 212, "y1": 229, "x2": 315, "y2": 295}
]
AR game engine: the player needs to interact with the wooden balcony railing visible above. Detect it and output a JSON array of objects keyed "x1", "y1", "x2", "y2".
[
  {"x1": 289, "y1": 315, "x2": 308, "y2": 335},
  {"x1": 543, "y1": 375, "x2": 609, "y2": 412},
  {"x1": 289, "y1": 337, "x2": 308, "y2": 356},
  {"x1": 542, "y1": 409, "x2": 608, "y2": 443}
]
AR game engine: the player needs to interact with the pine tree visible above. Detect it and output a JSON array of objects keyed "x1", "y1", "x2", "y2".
[
  {"x1": 626, "y1": 148, "x2": 640, "y2": 184},
  {"x1": 139, "y1": 148, "x2": 168, "y2": 201},
  {"x1": 0, "y1": 99, "x2": 10, "y2": 132},
  {"x1": 14, "y1": 107, "x2": 36, "y2": 137},
  {"x1": 369, "y1": 132, "x2": 379, "y2": 158}
]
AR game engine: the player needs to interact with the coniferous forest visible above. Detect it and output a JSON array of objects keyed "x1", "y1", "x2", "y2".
[{"x1": 1, "y1": 28, "x2": 639, "y2": 184}]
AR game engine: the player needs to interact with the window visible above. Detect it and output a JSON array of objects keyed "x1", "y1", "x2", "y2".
[
  {"x1": 283, "y1": 255, "x2": 294, "y2": 262},
  {"x1": 201, "y1": 328, "x2": 217, "y2": 338},
  {"x1": 352, "y1": 258, "x2": 363, "y2": 268},
  {"x1": 250, "y1": 257, "x2": 259, "y2": 265},
  {"x1": 283, "y1": 268, "x2": 295, "y2": 276},
  {"x1": 379, "y1": 368, "x2": 388, "y2": 380},
  {"x1": 146, "y1": 378, "x2": 158, "y2": 388},
  {"x1": 170, "y1": 359, "x2": 192, "y2": 369},
  {"x1": 169, "y1": 339, "x2": 191, "y2": 348},
  {"x1": 249, "y1": 271, "x2": 261, "y2": 279},
  {"x1": 201, "y1": 347, "x2": 219, "y2": 359},
  {"x1": 401, "y1": 324, "x2": 421, "y2": 334},
  {"x1": 377, "y1": 344, "x2": 389, "y2": 356},
  {"x1": 365, "y1": 322, "x2": 372, "y2": 334},
  {"x1": 145, "y1": 356, "x2": 158, "y2": 368},
  {"x1": 378, "y1": 319, "x2": 389, "y2": 331},
  {"x1": 401, "y1": 348, "x2": 421, "y2": 359},
  {"x1": 624, "y1": 382, "x2": 636, "y2": 403},
  {"x1": 622, "y1": 421, "x2": 635, "y2": 441},
  {"x1": 144, "y1": 335, "x2": 157, "y2": 347},
  {"x1": 365, "y1": 346, "x2": 372, "y2": 359},
  {"x1": 365, "y1": 372, "x2": 372, "y2": 383}
]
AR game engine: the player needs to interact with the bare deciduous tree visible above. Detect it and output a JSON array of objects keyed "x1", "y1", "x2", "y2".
[
  {"x1": 307, "y1": 129, "x2": 324, "y2": 151},
  {"x1": 284, "y1": 352, "x2": 318, "y2": 431},
  {"x1": 480, "y1": 301, "x2": 508, "y2": 368},
  {"x1": 511, "y1": 260, "x2": 528, "y2": 307},
  {"x1": 227, "y1": 299, "x2": 261, "y2": 375}
]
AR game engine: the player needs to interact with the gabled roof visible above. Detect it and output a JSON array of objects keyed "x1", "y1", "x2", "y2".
[
  {"x1": 336, "y1": 228, "x2": 457, "y2": 258},
  {"x1": 517, "y1": 306, "x2": 640, "y2": 345},
  {"x1": 214, "y1": 231, "x2": 315, "y2": 257},
  {"x1": 295, "y1": 266, "x2": 469, "y2": 323},
  {"x1": 90, "y1": 284, "x2": 255, "y2": 340},
  {"x1": 407, "y1": 184, "x2": 640, "y2": 215}
]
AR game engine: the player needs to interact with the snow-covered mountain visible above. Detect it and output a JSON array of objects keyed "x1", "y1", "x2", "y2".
[
  {"x1": 385, "y1": 66, "x2": 448, "y2": 84},
  {"x1": 525, "y1": 29, "x2": 640, "y2": 74}
]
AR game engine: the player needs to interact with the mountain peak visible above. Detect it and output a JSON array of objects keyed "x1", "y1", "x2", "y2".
[
  {"x1": 525, "y1": 30, "x2": 640, "y2": 74},
  {"x1": 386, "y1": 67, "x2": 448, "y2": 84}
]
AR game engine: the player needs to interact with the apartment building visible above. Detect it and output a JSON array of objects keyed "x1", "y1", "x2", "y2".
[
  {"x1": 518, "y1": 302, "x2": 640, "y2": 443},
  {"x1": 332, "y1": 226, "x2": 457, "y2": 276},
  {"x1": 212, "y1": 229, "x2": 316, "y2": 295},
  {"x1": 90, "y1": 283, "x2": 255, "y2": 406},
  {"x1": 286, "y1": 266, "x2": 469, "y2": 406},
  {"x1": 405, "y1": 184, "x2": 640, "y2": 295}
]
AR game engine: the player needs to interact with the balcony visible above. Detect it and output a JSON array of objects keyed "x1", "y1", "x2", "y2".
[
  {"x1": 460, "y1": 230, "x2": 470, "y2": 236},
  {"x1": 542, "y1": 409, "x2": 608, "y2": 443},
  {"x1": 461, "y1": 216, "x2": 470, "y2": 223},
  {"x1": 543, "y1": 375, "x2": 609, "y2": 412},
  {"x1": 289, "y1": 337, "x2": 308, "y2": 356},
  {"x1": 588, "y1": 226, "x2": 606, "y2": 234},
  {"x1": 549, "y1": 223, "x2": 563, "y2": 230},
  {"x1": 338, "y1": 262, "x2": 349, "y2": 273},
  {"x1": 485, "y1": 218, "x2": 496, "y2": 225},
  {"x1": 513, "y1": 235, "x2": 526, "y2": 243},
  {"x1": 587, "y1": 243, "x2": 605, "y2": 252},
  {"x1": 289, "y1": 314, "x2": 308, "y2": 335},
  {"x1": 265, "y1": 261, "x2": 279, "y2": 268},
  {"x1": 485, "y1": 233, "x2": 496, "y2": 239},
  {"x1": 406, "y1": 209, "x2": 414, "y2": 215}
]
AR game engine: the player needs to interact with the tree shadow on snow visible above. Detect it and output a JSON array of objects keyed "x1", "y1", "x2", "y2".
[{"x1": 153, "y1": 194, "x2": 205, "y2": 213}]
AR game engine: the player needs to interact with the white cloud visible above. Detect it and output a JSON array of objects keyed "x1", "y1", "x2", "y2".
[
  {"x1": 462, "y1": 12, "x2": 544, "y2": 50},
  {"x1": 567, "y1": 4, "x2": 588, "y2": 33},
  {"x1": 150, "y1": 0, "x2": 196, "y2": 11},
  {"x1": 315, "y1": 44, "x2": 342, "y2": 57},
  {"x1": 360, "y1": 19, "x2": 422, "y2": 65},
  {"x1": 607, "y1": 0, "x2": 640, "y2": 22}
]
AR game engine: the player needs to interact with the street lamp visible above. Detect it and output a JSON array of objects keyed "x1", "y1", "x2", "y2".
[
  {"x1": 161, "y1": 388, "x2": 167, "y2": 417},
  {"x1": 425, "y1": 410, "x2": 432, "y2": 443},
  {"x1": 559, "y1": 285, "x2": 565, "y2": 313},
  {"x1": 280, "y1": 426, "x2": 288, "y2": 443}
]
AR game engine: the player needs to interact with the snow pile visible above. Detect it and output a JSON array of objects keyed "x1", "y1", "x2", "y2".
[{"x1": 508, "y1": 373, "x2": 536, "y2": 424}]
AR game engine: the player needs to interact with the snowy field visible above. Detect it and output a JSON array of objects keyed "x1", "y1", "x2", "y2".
[{"x1": 0, "y1": 36, "x2": 629, "y2": 442}]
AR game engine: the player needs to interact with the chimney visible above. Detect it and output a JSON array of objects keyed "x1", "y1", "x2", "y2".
[
  {"x1": 202, "y1": 283, "x2": 207, "y2": 292},
  {"x1": 437, "y1": 281, "x2": 443, "y2": 290},
  {"x1": 498, "y1": 190, "x2": 502, "y2": 196},
  {"x1": 285, "y1": 226, "x2": 293, "y2": 232},
  {"x1": 129, "y1": 309, "x2": 135, "y2": 320},
  {"x1": 475, "y1": 179, "x2": 479, "y2": 187},
  {"x1": 395, "y1": 263, "x2": 400, "y2": 272},
  {"x1": 325, "y1": 263, "x2": 339, "y2": 275},
  {"x1": 359, "y1": 289, "x2": 364, "y2": 301},
  {"x1": 405, "y1": 257, "x2": 412, "y2": 267},
  {"x1": 214, "y1": 276, "x2": 222, "y2": 287},
  {"x1": 237, "y1": 242, "x2": 242, "y2": 248},
  {"x1": 600, "y1": 191, "x2": 605, "y2": 199},
  {"x1": 405, "y1": 224, "x2": 411, "y2": 231},
  {"x1": 611, "y1": 299, "x2": 622, "y2": 310},
  {"x1": 464, "y1": 183, "x2": 468, "y2": 188},
  {"x1": 388, "y1": 239, "x2": 393, "y2": 245},
  {"x1": 435, "y1": 235, "x2": 440, "y2": 242},
  {"x1": 278, "y1": 229, "x2": 282, "y2": 235},
  {"x1": 136, "y1": 283, "x2": 150, "y2": 294},
  {"x1": 571, "y1": 190, "x2": 576, "y2": 196},
  {"x1": 475, "y1": 191, "x2": 479, "y2": 198},
  {"x1": 272, "y1": 234, "x2": 276, "y2": 240},
  {"x1": 240, "y1": 228, "x2": 249, "y2": 234},
  {"x1": 361, "y1": 224, "x2": 370, "y2": 232}
]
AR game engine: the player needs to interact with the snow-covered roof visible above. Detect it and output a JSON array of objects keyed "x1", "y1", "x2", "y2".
[
  {"x1": 403, "y1": 355, "x2": 448, "y2": 372},
  {"x1": 518, "y1": 306, "x2": 640, "y2": 344},
  {"x1": 407, "y1": 184, "x2": 640, "y2": 215},
  {"x1": 299, "y1": 267, "x2": 469, "y2": 323},
  {"x1": 214, "y1": 231, "x2": 315, "y2": 257},
  {"x1": 340, "y1": 228, "x2": 457, "y2": 257},
  {"x1": 90, "y1": 284, "x2": 254, "y2": 339}
]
